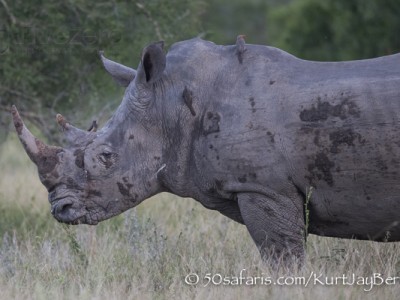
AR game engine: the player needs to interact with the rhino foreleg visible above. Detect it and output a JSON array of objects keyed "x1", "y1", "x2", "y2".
[{"x1": 237, "y1": 192, "x2": 305, "y2": 266}]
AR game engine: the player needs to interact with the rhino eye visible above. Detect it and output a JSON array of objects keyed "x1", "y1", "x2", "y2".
[{"x1": 97, "y1": 151, "x2": 117, "y2": 168}]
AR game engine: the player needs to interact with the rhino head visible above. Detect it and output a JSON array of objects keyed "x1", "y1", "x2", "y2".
[{"x1": 12, "y1": 41, "x2": 182, "y2": 225}]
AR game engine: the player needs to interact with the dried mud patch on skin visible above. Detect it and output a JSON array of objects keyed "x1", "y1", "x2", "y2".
[
  {"x1": 329, "y1": 129, "x2": 365, "y2": 153},
  {"x1": 300, "y1": 98, "x2": 360, "y2": 122},
  {"x1": 13, "y1": 117, "x2": 24, "y2": 135},
  {"x1": 11, "y1": 106, "x2": 23, "y2": 134},
  {"x1": 117, "y1": 181, "x2": 137, "y2": 200},
  {"x1": 307, "y1": 151, "x2": 335, "y2": 186},
  {"x1": 248, "y1": 97, "x2": 256, "y2": 113},
  {"x1": 203, "y1": 112, "x2": 221, "y2": 135},
  {"x1": 182, "y1": 86, "x2": 196, "y2": 116},
  {"x1": 74, "y1": 149, "x2": 85, "y2": 169},
  {"x1": 35, "y1": 139, "x2": 63, "y2": 174}
]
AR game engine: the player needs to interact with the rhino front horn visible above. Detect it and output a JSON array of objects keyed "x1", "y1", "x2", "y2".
[{"x1": 11, "y1": 105, "x2": 62, "y2": 175}]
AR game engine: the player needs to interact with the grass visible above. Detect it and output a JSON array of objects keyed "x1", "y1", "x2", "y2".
[
  {"x1": 304, "y1": 186, "x2": 313, "y2": 239},
  {"x1": 0, "y1": 135, "x2": 399, "y2": 299}
]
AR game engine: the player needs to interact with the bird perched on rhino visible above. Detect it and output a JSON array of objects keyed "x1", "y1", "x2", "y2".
[{"x1": 236, "y1": 34, "x2": 246, "y2": 64}]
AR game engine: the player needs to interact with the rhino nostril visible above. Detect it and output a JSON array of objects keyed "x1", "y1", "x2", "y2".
[{"x1": 53, "y1": 201, "x2": 73, "y2": 215}]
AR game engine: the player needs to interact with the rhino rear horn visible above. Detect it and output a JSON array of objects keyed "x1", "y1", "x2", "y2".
[
  {"x1": 11, "y1": 105, "x2": 62, "y2": 175},
  {"x1": 56, "y1": 113, "x2": 93, "y2": 146},
  {"x1": 100, "y1": 51, "x2": 137, "y2": 87}
]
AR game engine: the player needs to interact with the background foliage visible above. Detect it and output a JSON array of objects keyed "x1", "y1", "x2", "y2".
[
  {"x1": 269, "y1": 0, "x2": 400, "y2": 61},
  {"x1": 0, "y1": 0, "x2": 205, "y2": 141},
  {"x1": 0, "y1": 0, "x2": 399, "y2": 141}
]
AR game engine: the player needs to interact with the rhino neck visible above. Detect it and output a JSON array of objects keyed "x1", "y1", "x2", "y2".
[{"x1": 158, "y1": 98, "x2": 205, "y2": 197}]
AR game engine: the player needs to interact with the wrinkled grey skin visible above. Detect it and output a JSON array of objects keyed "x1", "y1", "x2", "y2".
[{"x1": 12, "y1": 37, "x2": 400, "y2": 264}]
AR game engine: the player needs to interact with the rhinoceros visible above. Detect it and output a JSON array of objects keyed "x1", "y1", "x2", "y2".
[{"x1": 11, "y1": 37, "x2": 400, "y2": 264}]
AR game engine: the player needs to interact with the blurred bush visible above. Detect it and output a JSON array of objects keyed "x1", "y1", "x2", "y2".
[
  {"x1": 268, "y1": 0, "x2": 400, "y2": 60},
  {"x1": 0, "y1": 0, "x2": 205, "y2": 142}
]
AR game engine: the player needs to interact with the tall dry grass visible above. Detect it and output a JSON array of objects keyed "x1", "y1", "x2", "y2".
[{"x1": 0, "y1": 135, "x2": 399, "y2": 299}]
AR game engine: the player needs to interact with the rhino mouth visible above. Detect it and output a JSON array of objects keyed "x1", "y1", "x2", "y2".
[{"x1": 50, "y1": 196, "x2": 96, "y2": 225}]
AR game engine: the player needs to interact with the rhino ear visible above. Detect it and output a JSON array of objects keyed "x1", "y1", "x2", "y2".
[
  {"x1": 137, "y1": 41, "x2": 166, "y2": 84},
  {"x1": 100, "y1": 51, "x2": 137, "y2": 87}
]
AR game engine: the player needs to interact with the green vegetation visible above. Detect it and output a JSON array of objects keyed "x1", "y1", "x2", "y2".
[
  {"x1": 0, "y1": 0, "x2": 205, "y2": 141},
  {"x1": 304, "y1": 186, "x2": 313, "y2": 240},
  {"x1": 268, "y1": 0, "x2": 400, "y2": 61}
]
